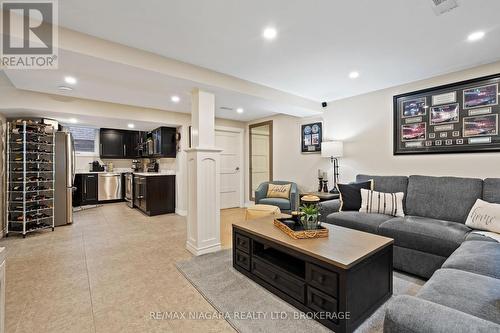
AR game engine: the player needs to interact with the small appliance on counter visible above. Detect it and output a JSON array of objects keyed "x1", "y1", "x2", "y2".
[
  {"x1": 146, "y1": 159, "x2": 159, "y2": 173},
  {"x1": 90, "y1": 161, "x2": 105, "y2": 172},
  {"x1": 131, "y1": 159, "x2": 143, "y2": 172}
]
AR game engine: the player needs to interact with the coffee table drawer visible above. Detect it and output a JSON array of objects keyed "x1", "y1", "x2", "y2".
[
  {"x1": 235, "y1": 233, "x2": 250, "y2": 253},
  {"x1": 306, "y1": 286, "x2": 339, "y2": 324},
  {"x1": 306, "y1": 263, "x2": 338, "y2": 298},
  {"x1": 251, "y1": 257, "x2": 305, "y2": 303},
  {"x1": 235, "y1": 249, "x2": 250, "y2": 271}
]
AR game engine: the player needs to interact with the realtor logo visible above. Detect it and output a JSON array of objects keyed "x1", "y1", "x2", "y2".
[{"x1": 1, "y1": 0, "x2": 58, "y2": 69}]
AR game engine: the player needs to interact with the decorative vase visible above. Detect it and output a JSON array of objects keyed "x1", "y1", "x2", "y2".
[{"x1": 301, "y1": 214, "x2": 319, "y2": 230}]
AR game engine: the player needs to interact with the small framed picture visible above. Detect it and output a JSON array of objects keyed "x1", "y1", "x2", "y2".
[
  {"x1": 401, "y1": 123, "x2": 426, "y2": 141},
  {"x1": 425, "y1": 141, "x2": 432, "y2": 147},
  {"x1": 463, "y1": 84, "x2": 498, "y2": 109},
  {"x1": 457, "y1": 139, "x2": 464, "y2": 145},
  {"x1": 452, "y1": 131, "x2": 460, "y2": 137},
  {"x1": 430, "y1": 103, "x2": 459, "y2": 126},
  {"x1": 463, "y1": 114, "x2": 498, "y2": 138},
  {"x1": 435, "y1": 140, "x2": 442, "y2": 146},
  {"x1": 445, "y1": 139, "x2": 453, "y2": 145},
  {"x1": 440, "y1": 132, "x2": 448, "y2": 138},
  {"x1": 429, "y1": 133, "x2": 436, "y2": 139},
  {"x1": 401, "y1": 97, "x2": 427, "y2": 118}
]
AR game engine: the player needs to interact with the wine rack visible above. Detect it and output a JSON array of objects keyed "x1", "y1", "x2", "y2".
[{"x1": 6, "y1": 120, "x2": 55, "y2": 238}]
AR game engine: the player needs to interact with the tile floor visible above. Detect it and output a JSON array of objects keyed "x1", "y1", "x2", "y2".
[{"x1": 1, "y1": 203, "x2": 246, "y2": 333}]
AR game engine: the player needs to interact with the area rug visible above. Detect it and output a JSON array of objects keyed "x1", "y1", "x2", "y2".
[{"x1": 176, "y1": 250, "x2": 424, "y2": 333}]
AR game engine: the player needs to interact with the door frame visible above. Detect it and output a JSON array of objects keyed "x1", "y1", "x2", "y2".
[
  {"x1": 249, "y1": 120, "x2": 273, "y2": 201},
  {"x1": 215, "y1": 126, "x2": 245, "y2": 208}
]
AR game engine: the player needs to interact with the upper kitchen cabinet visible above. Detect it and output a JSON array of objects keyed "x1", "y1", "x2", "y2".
[
  {"x1": 100, "y1": 127, "x2": 176, "y2": 159},
  {"x1": 153, "y1": 127, "x2": 177, "y2": 158},
  {"x1": 125, "y1": 131, "x2": 141, "y2": 158},
  {"x1": 100, "y1": 128, "x2": 141, "y2": 159},
  {"x1": 100, "y1": 128, "x2": 125, "y2": 158}
]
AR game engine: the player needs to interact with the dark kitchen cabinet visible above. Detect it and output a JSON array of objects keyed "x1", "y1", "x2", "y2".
[
  {"x1": 133, "y1": 175, "x2": 175, "y2": 216},
  {"x1": 151, "y1": 127, "x2": 177, "y2": 158},
  {"x1": 100, "y1": 127, "x2": 176, "y2": 159},
  {"x1": 125, "y1": 131, "x2": 141, "y2": 158},
  {"x1": 100, "y1": 129, "x2": 125, "y2": 158},
  {"x1": 100, "y1": 129, "x2": 144, "y2": 159},
  {"x1": 73, "y1": 174, "x2": 98, "y2": 206}
]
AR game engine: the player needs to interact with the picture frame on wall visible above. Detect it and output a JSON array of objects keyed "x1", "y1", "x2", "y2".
[
  {"x1": 301, "y1": 122, "x2": 322, "y2": 153},
  {"x1": 393, "y1": 73, "x2": 500, "y2": 155}
]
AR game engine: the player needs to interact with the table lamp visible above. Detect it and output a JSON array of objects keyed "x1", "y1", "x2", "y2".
[{"x1": 321, "y1": 141, "x2": 344, "y2": 194}]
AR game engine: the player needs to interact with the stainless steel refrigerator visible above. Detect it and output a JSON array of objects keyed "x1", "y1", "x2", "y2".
[{"x1": 54, "y1": 131, "x2": 75, "y2": 226}]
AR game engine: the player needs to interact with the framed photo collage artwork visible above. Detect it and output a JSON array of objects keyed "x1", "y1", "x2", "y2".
[{"x1": 394, "y1": 73, "x2": 500, "y2": 155}]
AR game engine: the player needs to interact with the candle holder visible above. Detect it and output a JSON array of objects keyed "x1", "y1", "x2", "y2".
[
  {"x1": 322, "y1": 180, "x2": 329, "y2": 193},
  {"x1": 318, "y1": 177, "x2": 324, "y2": 192}
]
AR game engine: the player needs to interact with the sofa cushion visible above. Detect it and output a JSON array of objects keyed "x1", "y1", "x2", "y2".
[
  {"x1": 258, "y1": 198, "x2": 291, "y2": 210},
  {"x1": 405, "y1": 175, "x2": 483, "y2": 223},
  {"x1": 483, "y1": 178, "x2": 500, "y2": 204},
  {"x1": 466, "y1": 232, "x2": 499, "y2": 242},
  {"x1": 326, "y1": 211, "x2": 394, "y2": 234},
  {"x1": 442, "y1": 241, "x2": 500, "y2": 279},
  {"x1": 356, "y1": 174, "x2": 408, "y2": 195},
  {"x1": 417, "y1": 268, "x2": 500, "y2": 324},
  {"x1": 378, "y1": 216, "x2": 470, "y2": 257}
]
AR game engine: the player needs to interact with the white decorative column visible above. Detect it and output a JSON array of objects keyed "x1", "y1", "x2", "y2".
[{"x1": 185, "y1": 89, "x2": 222, "y2": 256}]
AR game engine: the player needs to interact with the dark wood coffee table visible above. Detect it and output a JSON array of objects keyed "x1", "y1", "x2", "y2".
[{"x1": 232, "y1": 217, "x2": 393, "y2": 333}]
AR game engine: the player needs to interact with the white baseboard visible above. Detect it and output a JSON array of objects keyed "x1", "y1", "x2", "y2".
[
  {"x1": 185, "y1": 241, "x2": 221, "y2": 256},
  {"x1": 175, "y1": 209, "x2": 188, "y2": 216}
]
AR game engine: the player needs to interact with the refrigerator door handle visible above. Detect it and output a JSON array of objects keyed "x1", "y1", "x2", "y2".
[
  {"x1": 71, "y1": 136, "x2": 76, "y2": 185},
  {"x1": 66, "y1": 187, "x2": 73, "y2": 224}
]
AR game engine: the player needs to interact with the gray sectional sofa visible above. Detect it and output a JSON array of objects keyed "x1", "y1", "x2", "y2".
[{"x1": 318, "y1": 174, "x2": 500, "y2": 332}]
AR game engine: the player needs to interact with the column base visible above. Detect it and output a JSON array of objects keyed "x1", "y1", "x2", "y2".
[{"x1": 186, "y1": 241, "x2": 221, "y2": 256}]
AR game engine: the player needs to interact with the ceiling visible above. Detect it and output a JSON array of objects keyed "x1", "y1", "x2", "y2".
[
  {"x1": 4, "y1": 49, "x2": 317, "y2": 122},
  {"x1": 5, "y1": 109, "x2": 166, "y2": 131},
  {"x1": 53, "y1": 0, "x2": 500, "y2": 102}
]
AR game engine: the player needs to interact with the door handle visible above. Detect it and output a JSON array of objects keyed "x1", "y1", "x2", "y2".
[
  {"x1": 235, "y1": 167, "x2": 240, "y2": 171},
  {"x1": 123, "y1": 144, "x2": 126, "y2": 156}
]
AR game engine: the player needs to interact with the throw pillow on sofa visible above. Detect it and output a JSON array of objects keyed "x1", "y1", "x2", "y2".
[
  {"x1": 465, "y1": 199, "x2": 500, "y2": 234},
  {"x1": 267, "y1": 184, "x2": 291, "y2": 199},
  {"x1": 359, "y1": 189, "x2": 405, "y2": 217},
  {"x1": 337, "y1": 180, "x2": 373, "y2": 211}
]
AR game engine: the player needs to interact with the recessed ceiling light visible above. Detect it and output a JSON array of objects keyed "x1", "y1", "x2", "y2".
[
  {"x1": 236, "y1": 108, "x2": 244, "y2": 114},
  {"x1": 64, "y1": 76, "x2": 77, "y2": 85},
  {"x1": 58, "y1": 86, "x2": 73, "y2": 91},
  {"x1": 349, "y1": 71, "x2": 360, "y2": 79},
  {"x1": 69, "y1": 118, "x2": 78, "y2": 124},
  {"x1": 467, "y1": 31, "x2": 485, "y2": 42},
  {"x1": 262, "y1": 27, "x2": 277, "y2": 40},
  {"x1": 127, "y1": 123, "x2": 135, "y2": 128},
  {"x1": 171, "y1": 95, "x2": 180, "y2": 103}
]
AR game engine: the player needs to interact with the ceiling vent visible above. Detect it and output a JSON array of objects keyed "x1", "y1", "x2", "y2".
[
  {"x1": 430, "y1": 0, "x2": 459, "y2": 16},
  {"x1": 219, "y1": 106, "x2": 234, "y2": 111}
]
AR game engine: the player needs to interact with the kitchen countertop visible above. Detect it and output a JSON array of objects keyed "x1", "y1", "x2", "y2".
[
  {"x1": 75, "y1": 170, "x2": 175, "y2": 176},
  {"x1": 133, "y1": 172, "x2": 175, "y2": 176}
]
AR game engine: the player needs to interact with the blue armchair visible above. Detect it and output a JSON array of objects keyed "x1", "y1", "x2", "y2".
[{"x1": 254, "y1": 181, "x2": 298, "y2": 213}]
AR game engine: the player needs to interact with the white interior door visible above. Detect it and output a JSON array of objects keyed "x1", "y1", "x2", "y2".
[{"x1": 215, "y1": 129, "x2": 242, "y2": 209}]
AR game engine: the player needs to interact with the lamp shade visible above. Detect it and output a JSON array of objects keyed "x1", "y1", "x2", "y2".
[{"x1": 321, "y1": 141, "x2": 343, "y2": 158}]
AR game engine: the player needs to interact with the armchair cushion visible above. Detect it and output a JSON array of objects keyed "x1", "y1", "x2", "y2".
[
  {"x1": 258, "y1": 198, "x2": 291, "y2": 211},
  {"x1": 266, "y1": 183, "x2": 291, "y2": 199},
  {"x1": 255, "y1": 181, "x2": 298, "y2": 212}
]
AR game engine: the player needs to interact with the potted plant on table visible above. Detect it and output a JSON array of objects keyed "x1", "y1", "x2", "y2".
[{"x1": 299, "y1": 204, "x2": 321, "y2": 230}]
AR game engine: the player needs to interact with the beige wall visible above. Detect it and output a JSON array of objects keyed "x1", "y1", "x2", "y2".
[{"x1": 247, "y1": 61, "x2": 500, "y2": 199}]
